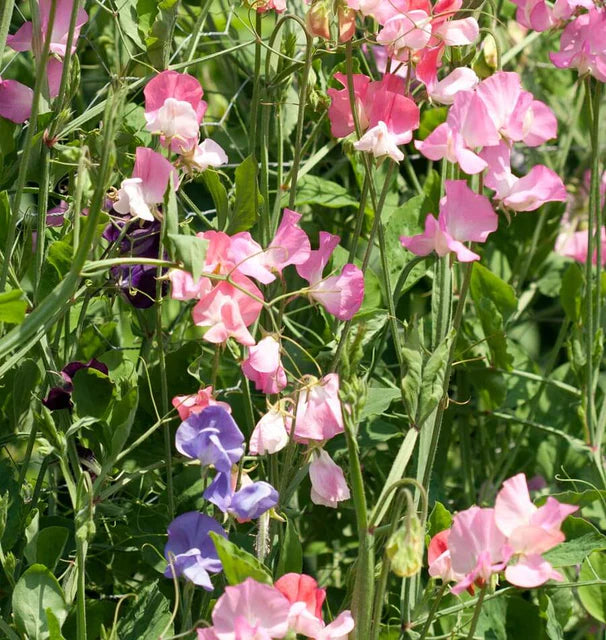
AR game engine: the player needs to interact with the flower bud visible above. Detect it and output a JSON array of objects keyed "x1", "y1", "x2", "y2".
[
  {"x1": 386, "y1": 511, "x2": 424, "y2": 577},
  {"x1": 306, "y1": 0, "x2": 331, "y2": 40},
  {"x1": 338, "y1": 5, "x2": 356, "y2": 43}
]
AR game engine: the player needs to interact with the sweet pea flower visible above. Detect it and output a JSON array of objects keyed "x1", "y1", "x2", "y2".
[
  {"x1": 113, "y1": 147, "x2": 178, "y2": 222},
  {"x1": 249, "y1": 407, "x2": 292, "y2": 455},
  {"x1": 376, "y1": 11, "x2": 434, "y2": 59},
  {"x1": 555, "y1": 227, "x2": 606, "y2": 266},
  {"x1": 353, "y1": 120, "x2": 405, "y2": 162},
  {"x1": 415, "y1": 90, "x2": 500, "y2": 174},
  {"x1": 175, "y1": 405, "x2": 244, "y2": 474},
  {"x1": 550, "y1": 9, "x2": 606, "y2": 82},
  {"x1": 0, "y1": 77, "x2": 33, "y2": 123},
  {"x1": 229, "y1": 209, "x2": 311, "y2": 284},
  {"x1": 475, "y1": 72, "x2": 557, "y2": 146},
  {"x1": 185, "y1": 139, "x2": 229, "y2": 173},
  {"x1": 400, "y1": 180, "x2": 498, "y2": 262},
  {"x1": 294, "y1": 374, "x2": 344, "y2": 442},
  {"x1": 309, "y1": 449, "x2": 351, "y2": 508},
  {"x1": 428, "y1": 529, "x2": 463, "y2": 584},
  {"x1": 481, "y1": 142, "x2": 567, "y2": 212},
  {"x1": 248, "y1": 0, "x2": 288, "y2": 13},
  {"x1": 172, "y1": 386, "x2": 232, "y2": 421},
  {"x1": 494, "y1": 473, "x2": 577, "y2": 588},
  {"x1": 42, "y1": 359, "x2": 109, "y2": 411},
  {"x1": 164, "y1": 512, "x2": 227, "y2": 590},
  {"x1": 296, "y1": 232, "x2": 364, "y2": 320},
  {"x1": 144, "y1": 70, "x2": 207, "y2": 151},
  {"x1": 426, "y1": 67, "x2": 479, "y2": 105},
  {"x1": 210, "y1": 577, "x2": 291, "y2": 639},
  {"x1": 242, "y1": 336, "x2": 287, "y2": 394},
  {"x1": 448, "y1": 507, "x2": 507, "y2": 595},
  {"x1": 274, "y1": 573, "x2": 326, "y2": 620},
  {"x1": 8, "y1": 0, "x2": 88, "y2": 57}
]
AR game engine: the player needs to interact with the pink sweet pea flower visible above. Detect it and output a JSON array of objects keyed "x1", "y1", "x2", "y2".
[
  {"x1": 428, "y1": 530, "x2": 464, "y2": 584},
  {"x1": 144, "y1": 70, "x2": 207, "y2": 151},
  {"x1": 400, "y1": 180, "x2": 498, "y2": 262},
  {"x1": 550, "y1": 10, "x2": 606, "y2": 82},
  {"x1": 230, "y1": 209, "x2": 311, "y2": 284},
  {"x1": 475, "y1": 72, "x2": 557, "y2": 146},
  {"x1": 376, "y1": 11, "x2": 434, "y2": 60},
  {"x1": 555, "y1": 227, "x2": 606, "y2": 266},
  {"x1": 252, "y1": 0, "x2": 287, "y2": 13},
  {"x1": 481, "y1": 142, "x2": 567, "y2": 212},
  {"x1": 353, "y1": 121, "x2": 405, "y2": 162},
  {"x1": 242, "y1": 336, "x2": 287, "y2": 394},
  {"x1": 172, "y1": 386, "x2": 231, "y2": 421},
  {"x1": 309, "y1": 449, "x2": 351, "y2": 508},
  {"x1": 327, "y1": 73, "x2": 371, "y2": 139},
  {"x1": 494, "y1": 473, "x2": 577, "y2": 587},
  {"x1": 249, "y1": 407, "x2": 291, "y2": 455},
  {"x1": 8, "y1": 0, "x2": 88, "y2": 57},
  {"x1": 185, "y1": 139, "x2": 229, "y2": 173},
  {"x1": 211, "y1": 578, "x2": 291, "y2": 640},
  {"x1": 0, "y1": 77, "x2": 33, "y2": 123},
  {"x1": 296, "y1": 232, "x2": 364, "y2": 320},
  {"x1": 192, "y1": 275, "x2": 264, "y2": 347},
  {"x1": 415, "y1": 90, "x2": 500, "y2": 174},
  {"x1": 294, "y1": 374, "x2": 344, "y2": 442},
  {"x1": 275, "y1": 574, "x2": 326, "y2": 620},
  {"x1": 113, "y1": 147, "x2": 179, "y2": 221},
  {"x1": 448, "y1": 507, "x2": 507, "y2": 595},
  {"x1": 427, "y1": 67, "x2": 479, "y2": 105}
]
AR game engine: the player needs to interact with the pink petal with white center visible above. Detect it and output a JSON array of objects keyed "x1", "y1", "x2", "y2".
[
  {"x1": 0, "y1": 77, "x2": 33, "y2": 123},
  {"x1": 145, "y1": 97, "x2": 200, "y2": 145},
  {"x1": 144, "y1": 70, "x2": 206, "y2": 123},
  {"x1": 249, "y1": 409, "x2": 291, "y2": 455},
  {"x1": 428, "y1": 67, "x2": 479, "y2": 105},
  {"x1": 192, "y1": 139, "x2": 228, "y2": 172},
  {"x1": 494, "y1": 473, "x2": 536, "y2": 538},
  {"x1": 113, "y1": 178, "x2": 154, "y2": 221},
  {"x1": 522, "y1": 100, "x2": 558, "y2": 147},
  {"x1": 267, "y1": 208, "x2": 311, "y2": 270},
  {"x1": 505, "y1": 554, "x2": 564, "y2": 588},
  {"x1": 353, "y1": 121, "x2": 404, "y2": 162},
  {"x1": 309, "y1": 449, "x2": 351, "y2": 508},
  {"x1": 502, "y1": 165, "x2": 567, "y2": 212},
  {"x1": 309, "y1": 263, "x2": 364, "y2": 320},
  {"x1": 433, "y1": 17, "x2": 479, "y2": 46}
]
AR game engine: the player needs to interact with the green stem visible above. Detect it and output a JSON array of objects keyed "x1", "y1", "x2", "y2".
[
  {"x1": 249, "y1": 12, "x2": 263, "y2": 158},
  {"x1": 466, "y1": 585, "x2": 487, "y2": 640},
  {"x1": 33, "y1": 146, "x2": 51, "y2": 302},
  {"x1": 418, "y1": 583, "x2": 447, "y2": 640},
  {"x1": 183, "y1": 0, "x2": 213, "y2": 73},
  {"x1": 0, "y1": 0, "x2": 15, "y2": 65}
]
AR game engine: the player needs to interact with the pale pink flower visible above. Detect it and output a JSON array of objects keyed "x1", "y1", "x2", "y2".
[
  {"x1": 242, "y1": 336, "x2": 287, "y2": 394},
  {"x1": 448, "y1": 507, "x2": 507, "y2": 595},
  {"x1": 377, "y1": 11, "x2": 434, "y2": 59},
  {"x1": 113, "y1": 147, "x2": 179, "y2": 221},
  {"x1": 481, "y1": 142, "x2": 567, "y2": 212},
  {"x1": 294, "y1": 374, "x2": 344, "y2": 442},
  {"x1": 555, "y1": 228, "x2": 606, "y2": 266},
  {"x1": 172, "y1": 386, "x2": 231, "y2": 421},
  {"x1": 211, "y1": 578, "x2": 291, "y2": 640},
  {"x1": 415, "y1": 90, "x2": 500, "y2": 174},
  {"x1": 0, "y1": 77, "x2": 33, "y2": 123},
  {"x1": 475, "y1": 72, "x2": 557, "y2": 146},
  {"x1": 428, "y1": 530, "x2": 463, "y2": 583},
  {"x1": 494, "y1": 473, "x2": 577, "y2": 588},
  {"x1": 253, "y1": 0, "x2": 287, "y2": 13},
  {"x1": 230, "y1": 209, "x2": 311, "y2": 284},
  {"x1": 144, "y1": 70, "x2": 207, "y2": 151},
  {"x1": 249, "y1": 408, "x2": 291, "y2": 455},
  {"x1": 427, "y1": 67, "x2": 479, "y2": 105},
  {"x1": 192, "y1": 276, "x2": 264, "y2": 347},
  {"x1": 550, "y1": 9, "x2": 606, "y2": 82},
  {"x1": 189, "y1": 139, "x2": 228, "y2": 172},
  {"x1": 353, "y1": 121, "x2": 405, "y2": 162},
  {"x1": 8, "y1": 0, "x2": 88, "y2": 57},
  {"x1": 309, "y1": 449, "x2": 351, "y2": 508},
  {"x1": 296, "y1": 232, "x2": 364, "y2": 320},
  {"x1": 347, "y1": 0, "x2": 407, "y2": 24},
  {"x1": 400, "y1": 180, "x2": 498, "y2": 262}
]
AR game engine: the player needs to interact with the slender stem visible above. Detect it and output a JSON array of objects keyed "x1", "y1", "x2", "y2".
[
  {"x1": 418, "y1": 583, "x2": 447, "y2": 640},
  {"x1": 0, "y1": 0, "x2": 15, "y2": 65},
  {"x1": 466, "y1": 585, "x2": 487, "y2": 640},
  {"x1": 183, "y1": 0, "x2": 213, "y2": 73},
  {"x1": 249, "y1": 12, "x2": 263, "y2": 158},
  {"x1": 0, "y1": 0, "x2": 58, "y2": 291},
  {"x1": 33, "y1": 146, "x2": 51, "y2": 302}
]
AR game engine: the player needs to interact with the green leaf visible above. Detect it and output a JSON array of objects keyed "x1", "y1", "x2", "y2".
[
  {"x1": 107, "y1": 385, "x2": 139, "y2": 459},
  {"x1": 400, "y1": 330, "x2": 423, "y2": 421},
  {"x1": 418, "y1": 330, "x2": 453, "y2": 425},
  {"x1": 560, "y1": 262, "x2": 583, "y2": 322},
  {"x1": 470, "y1": 262, "x2": 517, "y2": 321},
  {"x1": 12, "y1": 564, "x2": 68, "y2": 640},
  {"x1": 276, "y1": 518, "x2": 303, "y2": 577},
  {"x1": 427, "y1": 501, "x2": 452, "y2": 538},
  {"x1": 72, "y1": 368, "x2": 114, "y2": 420},
  {"x1": 535, "y1": 489, "x2": 606, "y2": 510},
  {"x1": 0, "y1": 289, "x2": 27, "y2": 324},
  {"x1": 228, "y1": 155, "x2": 260, "y2": 234},
  {"x1": 116, "y1": 580, "x2": 173, "y2": 640},
  {"x1": 0, "y1": 190, "x2": 10, "y2": 248},
  {"x1": 166, "y1": 233, "x2": 208, "y2": 282},
  {"x1": 202, "y1": 170, "x2": 229, "y2": 230},
  {"x1": 417, "y1": 107, "x2": 448, "y2": 140},
  {"x1": 39, "y1": 241, "x2": 73, "y2": 300},
  {"x1": 286, "y1": 174, "x2": 359, "y2": 209},
  {"x1": 210, "y1": 532, "x2": 272, "y2": 585},
  {"x1": 24, "y1": 526, "x2": 69, "y2": 572},
  {"x1": 137, "y1": 0, "x2": 159, "y2": 35},
  {"x1": 360, "y1": 387, "x2": 401, "y2": 420},
  {"x1": 579, "y1": 551, "x2": 606, "y2": 622},
  {"x1": 544, "y1": 517, "x2": 606, "y2": 567},
  {"x1": 539, "y1": 593, "x2": 564, "y2": 640}
]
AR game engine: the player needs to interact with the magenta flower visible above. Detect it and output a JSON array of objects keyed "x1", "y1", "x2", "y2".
[
  {"x1": 0, "y1": 77, "x2": 33, "y2": 123},
  {"x1": 8, "y1": 0, "x2": 88, "y2": 57},
  {"x1": 296, "y1": 232, "x2": 364, "y2": 321},
  {"x1": 494, "y1": 473, "x2": 577, "y2": 588},
  {"x1": 242, "y1": 336, "x2": 287, "y2": 394},
  {"x1": 294, "y1": 374, "x2": 344, "y2": 443},
  {"x1": 309, "y1": 449, "x2": 351, "y2": 509},
  {"x1": 448, "y1": 506, "x2": 507, "y2": 595},
  {"x1": 175, "y1": 406, "x2": 244, "y2": 474},
  {"x1": 172, "y1": 386, "x2": 232, "y2": 421},
  {"x1": 400, "y1": 180, "x2": 498, "y2": 262},
  {"x1": 249, "y1": 407, "x2": 291, "y2": 455},
  {"x1": 481, "y1": 142, "x2": 567, "y2": 212},
  {"x1": 113, "y1": 147, "x2": 178, "y2": 222},
  {"x1": 164, "y1": 512, "x2": 227, "y2": 590}
]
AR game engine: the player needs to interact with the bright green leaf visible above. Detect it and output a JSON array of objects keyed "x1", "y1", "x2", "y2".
[{"x1": 210, "y1": 532, "x2": 272, "y2": 585}]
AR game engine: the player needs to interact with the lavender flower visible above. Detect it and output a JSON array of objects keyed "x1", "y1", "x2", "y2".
[{"x1": 204, "y1": 472, "x2": 279, "y2": 521}]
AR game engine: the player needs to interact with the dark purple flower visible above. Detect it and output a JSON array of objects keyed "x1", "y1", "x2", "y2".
[
  {"x1": 47, "y1": 201, "x2": 68, "y2": 227},
  {"x1": 229, "y1": 481, "x2": 279, "y2": 521},
  {"x1": 42, "y1": 359, "x2": 109, "y2": 411},
  {"x1": 164, "y1": 512, "x2": 226, "y2": 590},
  {"x1": 175, "y1": 406, "x2": 244, "y2": 474}
]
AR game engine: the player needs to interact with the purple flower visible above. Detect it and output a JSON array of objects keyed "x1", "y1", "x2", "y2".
[
  {"x1": 204, "y1": 472, "x2": 279, "y2": 521},
  {"x1": 47, "y1": 201, "x2": 68, "y2": 227},
  {"x1": 164, "y1": 512, "x2": 226, "y2": 590},
  {"x1": 175, "y1": 406, "x2": 244, "y2": 474},
  {"x1": 42, "y1": 359, "x2": 109, "y2": 411}
]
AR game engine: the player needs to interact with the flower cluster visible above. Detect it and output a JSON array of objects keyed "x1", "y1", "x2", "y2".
[
  {"x1": 428, "y1": 473, "x2": 577, "y2": 593},
  {"x1": 196, "y1": 575, "x2": 354, "y2": 639}
]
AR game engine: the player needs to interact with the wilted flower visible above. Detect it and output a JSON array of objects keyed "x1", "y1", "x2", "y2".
[{"x1": 42, "y1": 359, "x2": 109, "y2": 411}]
